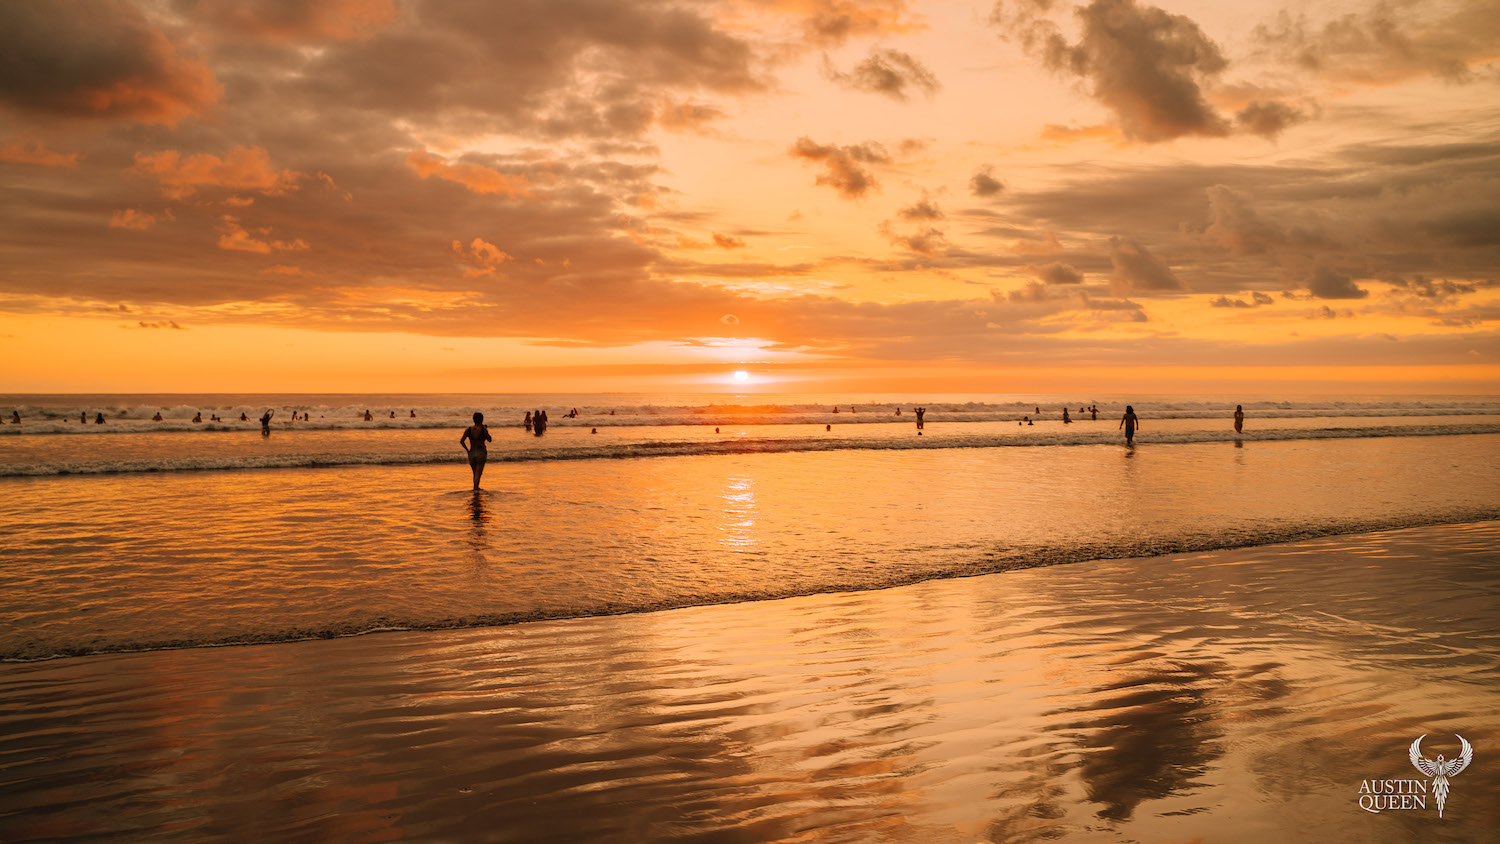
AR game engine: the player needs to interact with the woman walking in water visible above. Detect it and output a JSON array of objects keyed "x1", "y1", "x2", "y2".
[
  {"x1": 1234, "y1": 404, "x2": 1244, "y2": 434},
  {"x1": 1118, "y1": 405, "x2": 1139, "y2": 445},
  {"x1": 461, "y1": 412, "x2": 492, "y2": 490}
]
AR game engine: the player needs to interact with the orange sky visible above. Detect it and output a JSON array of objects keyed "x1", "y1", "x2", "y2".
[{"x1": 1, "y1": 0, "x2": 1497, "y2": 394}]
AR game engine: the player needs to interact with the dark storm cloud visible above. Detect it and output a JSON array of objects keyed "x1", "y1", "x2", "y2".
[
  {"x1": 0, "y1": 0, "x2": 220, "y2": 124},
  {"x1": 825, "y1": 47, "x2": 940, "y2": 100},
  {"x1": 789, "y1": 137, "x2": 891, "y2": 198}
]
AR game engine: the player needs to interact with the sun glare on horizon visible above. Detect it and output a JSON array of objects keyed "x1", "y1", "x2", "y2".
[{"x1": 733, "y1": 370, "x2": 750, "y2": 384}]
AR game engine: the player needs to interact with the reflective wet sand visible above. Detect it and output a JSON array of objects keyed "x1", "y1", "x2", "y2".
[{"x1": 3, "y1": 521, "x2": 1496, "y2": 842}]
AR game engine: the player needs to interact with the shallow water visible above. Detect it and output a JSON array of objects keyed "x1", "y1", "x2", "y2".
[
  {"x1": 2, "y1": 433, "x2": 1497, "y2": 660},
  {"x1": 1, "y1": 522, "x2": 1496, "y2": 842}
]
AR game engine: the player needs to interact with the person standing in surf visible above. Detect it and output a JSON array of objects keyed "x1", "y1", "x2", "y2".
[
  {"x1": 1119, "y1": 405, "x2": 1139, "y2": 445},
  {"x1": 461, "y1": 412, "x2": 492, "y2": 490},
  {"x1": 1234, "y1": 405, "x2": 1244, "y2": 434}
]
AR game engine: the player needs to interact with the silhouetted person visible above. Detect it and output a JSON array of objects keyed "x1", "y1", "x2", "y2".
[
  {"x1": 915, "y1": 406, "x2": 926, "y2": 430},
  {"x1": 825, "y1": 424, "x2": 831, "y2": 431},
  {"x1": 10, "y1": 410, "x2": 19, "y2": 424},
  {"x1": 151, "y1": 412, "x2": 162, "y2": 421},
  {"x1": 95, "y1": 412, "x2": 105, "y2": 424},
  {"x1": 193, "y1": 412, "x2": 202, "y2": 423},
  {"x1": 1063, "y1": 407, "x2": 1071, "y2": 424},
  {"x1": 1234, "y1": 404, "x2": 1244, "y2": 434},
  {"x1": 1119, "y1": 405, "x2": 1139, "y2": 445},
  {"x1": 260, "y1": 409, "x2": 274, "y2": 435},
  {"x1": 410, "y1": 409, "x2": 416, "y2": 418},
  {"x1": 591, "y1": 428, "x2": 597, "y2": 434},
  {"x1": 533, "y1": 409, "x2": 547, "y2": 436},
  {"x1": 363, "y1": 409, "x2": 373, "y2": 421},
  {"x1": 390, "y1": 411, "x2": 396, "y2": 418},
  {"x1": 461, "y1": 412, "x2": 492, "y2": 490},
  {"x1": 240, "y1": 412, "x2": 249, "y2": 421},
  {"x1": 80, "y1": 412, "x2": 87, "y2": 423},
  {"x1": 523, "y1": 411, "x2": 532, "y2": 431},
  {"x1": 1090, "y1": 406, "x2": 1097, "y2": 420}
]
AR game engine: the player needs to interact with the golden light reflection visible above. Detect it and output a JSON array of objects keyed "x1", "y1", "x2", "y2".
[{"x1": 717, "y1": 475, "x2": 759, "y2": 550}]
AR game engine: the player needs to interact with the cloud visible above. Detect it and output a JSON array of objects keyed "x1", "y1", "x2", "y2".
[
  {"x1": 719, "y1": 313, "x2": 740, "y2": 325},
  {"x1": 1032, "y1": 261, "x2": 1083, "y2": 285},
  {"x1": 879, "y1": 222, "x2": 948, "y2": 256},
  {"x1": 655, "y1": 100, "x2": 727, "y2": 133},
  {"x1": 1109, "y1": 236, "x2": 1183, "y2": 293},
  {"x1": 136, "y1": 146, "x2": 301, "y2": 200},
  {"x1": 1210, "y1": 291, "x2": 1273, "y2": 308},
  {"x1": 217, "y1": 216, "x2": 309, "y2": 254},
  {"x1": 897, "y1": 196, "x2": 943, "y2": 220},
  {"x1": 995, "y1": 0, "x2": 1232, "y2": 142},
  {"x1": 1235, "y1": 100, "x2": 1305, "y2": 139},
  {"x1": 0, "y1": 0, "x2": 220, "y2": 124},
  {"x1": 0, "y1": 138, "x2": 79, "y2": 168},
  {"x1": 136, "y1": 320, "x2": 184, "y2": 329},
  {"x1": 1306, "y1": 265, "x2": 1367, "y2": 299},
  {"x1": 1254, "y1": 1, "x2": 1500, "y2": 86},
  {"x1": 766, "y1": 0, "x2": 922, "y2": 46},
  {"x1": 825, "y1": 47, "x2": 939, "y2": 100},
  {"x1": 406, "y1": 150, "x2": 531, "y2": 197},
  {"x1": 109, "y1": 209, "x2": 157, "y2": 230},
  {"x1": 712, "y1": 233, "x2": 747, "y2": 249},
  {"x1": 970, "y1": 166, "x2": 1004, "y2": 197},
  {"x1": 179, "y1": 0, "x2": 398, "y2": 43},
  {"x1": 452, "y1": 237, "x2": 514, "y2": 277},
  {"x1": 789, "y1": 136, "x2": 890, "y2": 198}
]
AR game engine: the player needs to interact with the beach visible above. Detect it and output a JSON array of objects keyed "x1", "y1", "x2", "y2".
[
  {"x1": 2, "y1": 521, "x2": 1497, "y2": 842},
  {"x1": 2, "y1": 393, "x2": 1498, "y2": 840}
]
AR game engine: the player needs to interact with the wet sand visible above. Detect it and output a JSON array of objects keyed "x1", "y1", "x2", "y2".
[{"x1": 2, "y1": 521, "x2": 1498, "y2": 842}]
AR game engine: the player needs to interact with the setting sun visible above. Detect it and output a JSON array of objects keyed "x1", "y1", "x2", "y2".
[{"x1": 733, "y1": 370, "x2": 750, "y2": 384}]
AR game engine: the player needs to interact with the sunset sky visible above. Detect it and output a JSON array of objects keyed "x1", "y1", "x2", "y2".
[{"x1": 2, "y1": 0, "x2": 1497, "y2": 394}]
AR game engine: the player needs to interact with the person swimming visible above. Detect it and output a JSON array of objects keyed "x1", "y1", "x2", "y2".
[
  {"x1": 10, "y1": 410, "x2": 19, "y2": 424},
  {"x1": 363, "y1": 409, "x2": 373, "y2": 421},
  {"x1": 1119, "y1": 405, "x2": 1139, "y2": 445},
  {"x1": 240, "y1": 412, "x2": 248, "y2": 421},
  {"x1": 460, "y1": 412, "x2": 492, "y2": 490},
  {"x1": 1234, "y1": 404, "x2": 1245, "y2": 434},
  {"x1": 94, "y1": 412, "x2": 105, "y2": 424},
  {"x1": 192, "y1": 412, "x2": 202, "y2": 423},
  {"x1": 152, "y1": 412, "x2": 163, "y2": 421}
]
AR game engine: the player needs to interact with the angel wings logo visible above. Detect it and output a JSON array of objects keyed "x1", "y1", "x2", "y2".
[
  {"x1": 1357, "y1": 734, "x2": 1474, "y2": 817},
  {"x1": 1409, "y1": 734, "x2": 1473, "y2": 818}
]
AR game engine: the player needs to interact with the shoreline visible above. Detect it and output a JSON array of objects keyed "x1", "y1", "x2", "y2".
[
  {"x1": 2, "y1": 519, "x2": 1496, "y2": 841},
  {"x1": 6, "y1": 513, "x2": 1498, "y2": 664}
]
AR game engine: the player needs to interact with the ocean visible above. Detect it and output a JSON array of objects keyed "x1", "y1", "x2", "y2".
[{"x1": 3, "y1": 392, "x2": 1499, "y2": 662}]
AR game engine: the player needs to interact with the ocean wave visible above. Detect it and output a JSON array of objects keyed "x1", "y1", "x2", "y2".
[
  {"x1": 7, "y1": 511, "x2": 1496, "y2": 662},
  {"x1": 6, "y1": 402, "x2": 1500, "y2": 435},
  {"x1": 5, "y1": 422, "x2": 1498, "y2": 476}
]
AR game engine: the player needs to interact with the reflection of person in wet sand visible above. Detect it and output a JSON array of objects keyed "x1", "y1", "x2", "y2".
[
  {"x1": 461, "y1": 412, "x2": 492, "y2": 490},
  {"x1": 1119, "y1": 405, "x2": 1139, "y2": 445},
  {"x1": 1234, "y1": 405, "x2": 1244, "y2": 434}
]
